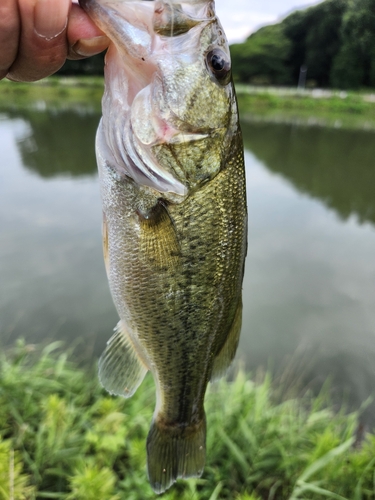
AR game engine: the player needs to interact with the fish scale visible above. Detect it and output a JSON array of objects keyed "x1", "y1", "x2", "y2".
[
  {"x1": 80, "y1": 0, "x2": 247, "y2": 493},
  {"x1": 100, "y1": 129, "x2": 246, "y2": 489}
]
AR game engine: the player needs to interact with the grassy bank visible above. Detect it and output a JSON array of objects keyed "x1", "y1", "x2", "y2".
[
  {"x1": 1, "y1": 342, "x2": 375, "y2": 499},
  {"x1": 236, "y1": 86, "x2": 375, "y2": 130},
  {"x1": 0, "y1": 77, "x2": 103, "y2": 111},
  {"x1": 3, "y1": 78, "x2": 375, "y2": 130}
]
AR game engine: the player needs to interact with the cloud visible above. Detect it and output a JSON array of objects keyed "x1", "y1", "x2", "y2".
[{"x1": 220, "y1": 12, "x2": 276, "y2": 44}]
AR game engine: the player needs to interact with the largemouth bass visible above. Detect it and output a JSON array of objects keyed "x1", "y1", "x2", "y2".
[{"x1": 79, "y1": 0, "x2": 247, "y2": 493}]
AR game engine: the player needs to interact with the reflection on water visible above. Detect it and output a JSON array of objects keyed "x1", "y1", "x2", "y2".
[
  {"x1": 0, "y1": 108, "x2": 117, "y2": 361},
  {"x1": 8, "y1": 108, "x2": 99, "y2": 177},
  {"x1": 241, "y1": 121, "x2": 375, "y2": 423},
  {"x1": 242, "y1": 121, "x2": 375, "y2": 226},
  {"x1": 2, "y1": 108, "x2": 375, "y2": 422}
]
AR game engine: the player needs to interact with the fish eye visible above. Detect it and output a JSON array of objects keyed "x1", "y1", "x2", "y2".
[{"x1": 206, "y1": 49, "x2": 231, "y2": 85}]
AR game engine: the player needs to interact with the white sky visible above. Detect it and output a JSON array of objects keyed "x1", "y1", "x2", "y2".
[{"x1": 215, "y1": 0, "x2": 323, "y2": 43}]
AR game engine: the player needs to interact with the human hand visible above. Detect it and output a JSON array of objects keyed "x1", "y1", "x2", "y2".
[{"x1": 2, "y1": 0, "x2": 109, "y2": 82}]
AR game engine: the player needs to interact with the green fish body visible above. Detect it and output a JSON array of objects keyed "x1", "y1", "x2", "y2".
[{"x1": 80, "y1": 0, "x2": 247, "y2": 493}]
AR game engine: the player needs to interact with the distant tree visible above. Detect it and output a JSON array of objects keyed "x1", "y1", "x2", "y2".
[
  {"x1": 283, "y1": 0, "x2": 348, "y2": 87},
  {"x1": 331, "y1": 0, "x2": 375, "y2": 88},
  {"x1": 230, "y1": 24, "x2": 292, "y2": 85},
  {"x1": 230, "y1": 0, "x2": 355, "y2": 89},
  {"x1": 54, "y1": 0, "x2": 375, "y2": 89},
  {"x1": 281, "y1": 10, "x2": 308, "y2": 85}
]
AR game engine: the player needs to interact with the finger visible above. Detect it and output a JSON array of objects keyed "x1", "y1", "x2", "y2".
[
  {"x1": 0, "y1": 0, "x2": 21, "y2": 79},
  {"x1": 67, "y1": 4, "x2": 109, "y2": 60},
  {"x1": 7, "y1": 0, "x2": 71, "y2": 82}
]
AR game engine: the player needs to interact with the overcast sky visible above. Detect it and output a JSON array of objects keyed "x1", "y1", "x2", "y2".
[{"x1": 215, "y1": 0, "x2": 323, "y2": 43}]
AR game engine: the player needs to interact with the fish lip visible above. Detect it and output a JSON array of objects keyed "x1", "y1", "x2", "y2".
[
  {"x1": 79, "y1": 0, "x2": 155, "y2": 61},
  {"x1": 79, "y1": 0, "x2": 216, "y2": 46},
  {"x1": 78, "y1": 0, "x2": 102, "y2": 17}
]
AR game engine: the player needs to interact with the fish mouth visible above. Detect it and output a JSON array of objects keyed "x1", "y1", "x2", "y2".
[
  {"x1": 80, "y1": 0, "x2": 215, "y2": 111},
  {"x1": 80, "y1": 0, "x2": 217, "y2": 198},
  {"x1": 79, "y1": 0, "x2": 215, "y2": 93}
]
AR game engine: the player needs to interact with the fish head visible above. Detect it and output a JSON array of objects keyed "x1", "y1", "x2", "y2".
[{"x1": 80, "y1": 0, "x2": 239, "y2": 202}]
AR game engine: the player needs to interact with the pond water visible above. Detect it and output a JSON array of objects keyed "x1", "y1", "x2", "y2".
[{"x1": 1, "y1": 105, "x2": 375, "y2": 422}]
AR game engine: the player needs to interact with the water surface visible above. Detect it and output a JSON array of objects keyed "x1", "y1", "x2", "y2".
[{"x1": 1, "y1": 107, "x2": 375, "y2": 420}]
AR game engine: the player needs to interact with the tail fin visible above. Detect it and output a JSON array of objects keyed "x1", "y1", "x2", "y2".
[{"x1": 146, "y1": 415, "x2": 206, "y2": 494}]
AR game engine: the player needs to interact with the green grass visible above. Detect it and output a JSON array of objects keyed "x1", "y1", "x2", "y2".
[
  {"x1": 0, "y1": 77, "x2": 103, "y2": 111},
  {"x1": 3, "y1": 78, "x2": 375, "y2": 130},
  {"x1": 236, "y1": 86, "x2": 375, "y2": 130},
  {"x1": 1, "y1": 341, "x2": 375, "y2": 499}
]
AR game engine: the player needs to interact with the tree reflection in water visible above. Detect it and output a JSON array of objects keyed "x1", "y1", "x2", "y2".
[
  {"x1": 242, "y1": 120, "x2": 375, "y2": 227},
  {"x1": 7, "y1": 108, "x2": 100, "y2": 178}
]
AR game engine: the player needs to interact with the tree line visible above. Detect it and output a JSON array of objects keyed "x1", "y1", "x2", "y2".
[
  {"x1": 230, "y1": 0, "x2": 375, "y2": 89},
  {"x1": 58, "y1": 0, "x2": 375, "y2": 89}
]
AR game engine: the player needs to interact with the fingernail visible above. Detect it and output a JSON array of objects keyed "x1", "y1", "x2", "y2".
[
  {"x1": 71, "y1": 36, "x2": 109, "y2": 57},
  {"x1": 34, "y1": 0, "x2": 69, "y2": 40}
]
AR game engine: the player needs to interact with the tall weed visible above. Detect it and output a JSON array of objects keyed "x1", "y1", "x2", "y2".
[{"x1": 1, "y1": 341, "x2": 375, "y2": 499}]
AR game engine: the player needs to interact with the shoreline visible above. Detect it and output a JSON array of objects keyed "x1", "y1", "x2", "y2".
[
  {"x1": 3, "y1": 78, "x2": 375, "y2": 131},
  {"x1": 236, "y1": 85, "x2": 375, "y2": 131}
]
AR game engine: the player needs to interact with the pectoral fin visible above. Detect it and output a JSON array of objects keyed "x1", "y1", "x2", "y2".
[
  {"x1": 210, "y1": 300, "x2": 242, "y2": 381},
  {"x1": 99, "y1": 321, "x2": 148, "y2": 398},
  {"x1": 139, "y1": 201, "x2": 180, "y2": 270}
]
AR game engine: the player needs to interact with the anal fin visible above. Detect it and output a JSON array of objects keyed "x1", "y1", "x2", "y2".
[
  {"x1": 99, "y1": 321, "x2": 148, "y2": 398},
  {"x1": 210, "y1": 300, "x2": 243, "y2": 381}
]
